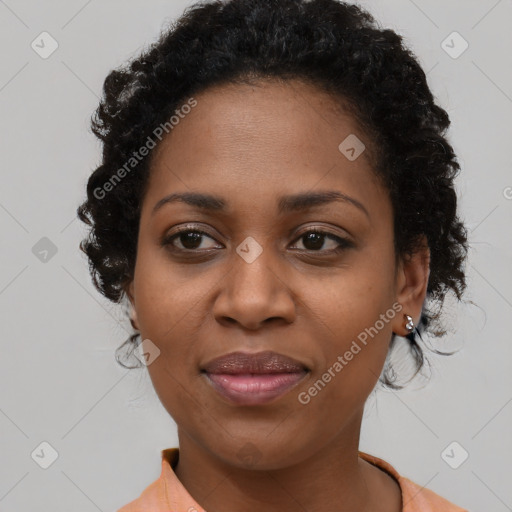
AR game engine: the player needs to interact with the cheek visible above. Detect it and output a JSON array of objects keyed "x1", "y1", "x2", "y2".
[
  {"x1": 298, "y1": 319, "x2": 393, "y2": 423},
  {"x1": 132, "y1": 245, "x2": 209, "y2": 340},
  {"x1": 146, "y1": 356, "x2": 212, "y2": 438},
  {"x1": 305, "y1": 269, "x2": 397, "y2": 405}
]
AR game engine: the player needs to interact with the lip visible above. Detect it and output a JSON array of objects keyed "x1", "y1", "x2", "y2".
[
  {"x1": 202, "y1": 350, "x2": 308, "y2": 374},
  {"x1": 201, "y1": 351, "x2": 309, "y2": 405}
]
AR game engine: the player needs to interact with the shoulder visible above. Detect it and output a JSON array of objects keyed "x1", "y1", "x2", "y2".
[
  {"x1": 398, "y1": 475, "x2": 468, "y2": 512},
  {"x1": 116, "y1": 477, "x2": 169, "y2": 512},
  {"x1": 116, "y1": 449, "x2": 179, "y2": 512},
  {"x1": 117, "y1": 448, "x2": 201, "y2": 512},
  {"x1": 358, "y1": 451, "x2": 468, "y2": 512}
]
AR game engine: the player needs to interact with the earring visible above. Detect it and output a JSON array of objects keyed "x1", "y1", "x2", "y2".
[
  {"x1": 404, "y1": 314, "x2": 414, "y2": 333},
  {"x1": 129, "y1": 308, "x2": 139, "y2": 331}
]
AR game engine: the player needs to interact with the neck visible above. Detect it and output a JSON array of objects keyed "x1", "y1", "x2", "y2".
[{"x1": 173, "y1": 411, "x2": 383, "y2": 512}]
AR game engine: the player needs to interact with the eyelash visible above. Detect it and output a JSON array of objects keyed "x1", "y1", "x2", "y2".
[{"x1": 161, "y1": 225, "x2": 354, "y2": 255}]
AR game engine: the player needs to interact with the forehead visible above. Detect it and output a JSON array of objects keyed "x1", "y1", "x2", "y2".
[{"x1": 143, "y1": 78, "x2": 387, "y2": 219}]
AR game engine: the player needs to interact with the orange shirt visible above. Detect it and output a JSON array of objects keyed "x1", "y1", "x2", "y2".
[{"x1": 117, "y1": 448, "x2": 468, "y2": 512}]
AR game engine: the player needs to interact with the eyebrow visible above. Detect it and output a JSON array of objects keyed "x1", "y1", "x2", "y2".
[{"x1": 151, "y1": 190, "x2": 369, "y2": 218}]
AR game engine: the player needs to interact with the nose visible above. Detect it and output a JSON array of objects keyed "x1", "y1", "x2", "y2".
[{"x1": 211, "y1": 244, "x2": 296, "y2": 331}]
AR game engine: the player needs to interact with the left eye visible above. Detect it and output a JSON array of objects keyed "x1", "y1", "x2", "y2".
[{"x1": 290, "y1": 230, "x2": 352, "y2": 252}]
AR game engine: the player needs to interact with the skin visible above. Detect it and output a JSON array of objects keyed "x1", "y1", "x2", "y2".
[{"x1": 126, "y1": 78, "x2": 430, "y2": 512}]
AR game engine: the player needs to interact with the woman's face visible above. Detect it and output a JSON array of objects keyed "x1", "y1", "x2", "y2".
[{"x1": 127, "y1": 79, "x2": 428, "y2": 469}]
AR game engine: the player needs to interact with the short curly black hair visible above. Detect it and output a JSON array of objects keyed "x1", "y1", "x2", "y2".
[{"x1": 77, "y1": 0, "x2": 469, "y2": 388}]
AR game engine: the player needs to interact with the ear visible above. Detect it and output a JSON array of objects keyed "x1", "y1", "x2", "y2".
[
  {"x1": 125, "y1": 281, "x2": 140, "y2": 331},
  {"x1": 392, "y1": 235, "x2": 430, "y2": 336}
]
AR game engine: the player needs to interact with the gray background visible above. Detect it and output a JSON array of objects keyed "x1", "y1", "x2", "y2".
[{"x1": 1, "y1": 1, "x2": 511, "y2": 511}]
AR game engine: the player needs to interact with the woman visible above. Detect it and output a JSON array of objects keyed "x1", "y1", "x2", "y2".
[{"x1": 77, "y1": 0, "x2": 469, "y2": 510}]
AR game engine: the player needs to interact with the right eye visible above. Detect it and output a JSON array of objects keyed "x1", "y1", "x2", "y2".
[{"x1": 162, "y1": 228, "x2": 222, "y2": 252}]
